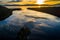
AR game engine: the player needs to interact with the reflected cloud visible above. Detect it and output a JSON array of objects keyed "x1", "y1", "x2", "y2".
[{"x1": 0, "y1": 9, "x2": 60, "y2": 40}]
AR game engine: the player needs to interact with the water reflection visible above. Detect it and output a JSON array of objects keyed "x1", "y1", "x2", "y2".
[{"x1": 0, "y1": 7, "x2": 60, "y2": 40}]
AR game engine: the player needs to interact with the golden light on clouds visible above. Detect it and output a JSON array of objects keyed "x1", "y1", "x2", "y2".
[
  {"x1": 36, "y1": 0, "x2": 45, "y2": 4},
  {"x1": 45, "y1": 1, "x2": 60, "y2": 5}
]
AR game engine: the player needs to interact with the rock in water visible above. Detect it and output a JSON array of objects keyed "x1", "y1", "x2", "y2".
[
  {"x1": 28, "y1": 7, "x2": 60, "y2": 17},
  {"x1": 0, "y1": 5, "x2": 12, "y2": 21}
]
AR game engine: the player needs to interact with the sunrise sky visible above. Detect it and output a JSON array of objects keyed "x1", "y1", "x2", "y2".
[
  {"x1": 45, "y1": 0, "x2": 60, "y2": 5},
  {"x1": 0, "y1": 0, "x2": 60, "y2": 5}
]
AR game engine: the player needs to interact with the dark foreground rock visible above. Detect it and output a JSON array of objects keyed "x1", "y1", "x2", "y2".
[
  {"x1": 0, "y1": 5, "x2": 21, "y2": 21},
  {"x1": 28, "y1": 7, "x2": 60, "y2": 17},
  {"x1": 0, "y1": 5, "x2": 12, "y2": 21}
]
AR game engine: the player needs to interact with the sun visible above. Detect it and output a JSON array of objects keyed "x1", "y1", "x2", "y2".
[{"x1": 36, "y1": 0, "x2": 45, "y2": 4}]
